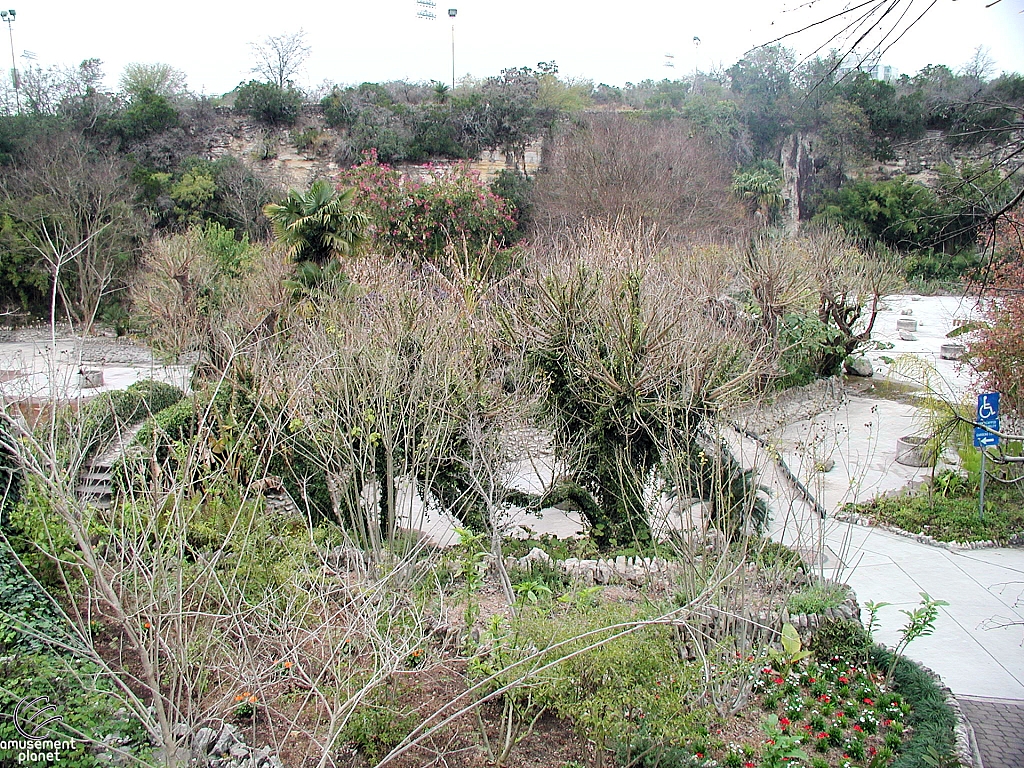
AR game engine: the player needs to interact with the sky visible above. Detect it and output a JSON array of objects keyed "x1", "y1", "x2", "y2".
[{"x1": 7, "y1": 0, "x2": 1024, "y2": 95}]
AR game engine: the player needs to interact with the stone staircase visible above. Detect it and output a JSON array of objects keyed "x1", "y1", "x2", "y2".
[
  {"x1": 76, "y1": 460, "x2": 115, "y2": 509},
  {"x1": 75, "y1": 422, "x2": 146, "y2": 509}
]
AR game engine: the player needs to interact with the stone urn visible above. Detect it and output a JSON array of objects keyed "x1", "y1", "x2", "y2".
[
  {"x1": 940, "y1": 343, "x2": 966, "y2": 360},
  {"x1": 79, "y1": 368, "x2": 104, "y2": 388},
  {"x1": 895, "y1": 435, "x2": 933, "y2": 467},
  {"x1": 896, "y1": 317, "x2": 919, "y2": 332}
]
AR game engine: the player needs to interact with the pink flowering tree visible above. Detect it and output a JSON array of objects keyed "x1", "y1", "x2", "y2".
[{"x1": 337, "y1": 150, "x2": 519, "y2": 264}]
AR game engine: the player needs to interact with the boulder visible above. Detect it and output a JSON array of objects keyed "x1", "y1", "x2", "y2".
[
  {"x1": 193, "y1": 727, "x2": 218, "y2": 755},
  {"x1": 844, "y1": 356, "x2": 874, "y2": 377}
]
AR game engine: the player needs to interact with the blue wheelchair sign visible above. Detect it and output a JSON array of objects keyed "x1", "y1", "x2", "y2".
[{"x1": 974, "y1": 392, "x2": 1000, "y2": 447}]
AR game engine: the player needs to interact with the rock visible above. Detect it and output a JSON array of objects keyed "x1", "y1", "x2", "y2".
[
  {"x1": 193, "y1": 727, "x2": 218, "y2": 755},
  {"x1": 522, "y1": 547, "x2": 552, "y2": 567},
  {"x1": 251, "y1": 746, "x2": 272, "y2": 767},
  {"x1": 213, "y1": 724, "x2": 241, "y2": 755},
  {"x1": 899, "y1": 330, "x2": 918, "y2": 341},
  {"x1": 615, "y1": 555, "x2": 626, "y2": 572},
  {"x1": 815, "y1": 457, "x2": 835, "y2": 473},
  {"x1": 901, "y1": 308, "x2": 913, "y2": 315},
  {"x1": 230, "y1": 743, "x2": 251, "y2": 760},
  {"x1": 268, "y1": 758, "x2": 285, "y2": 768},
  {"x1": 844, "y1": 356, "x2": 874, "y2": 377}
]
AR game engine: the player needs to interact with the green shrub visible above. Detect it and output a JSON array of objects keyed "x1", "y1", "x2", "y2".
[
  {"x1": 115, "y1": 384, "x2": 335, "y2": 525},
  {"x1": 0, "y1": 541, "x2": 71, "y2": 654},
  {"x1": 490, "y1": 168, "x2": 533, "y2": 235},
  {"x1": 112, "y1": 87, "x2": 179, "y2": 142},
  {"x1": 337, "y1": 152, "x2": 518, "y2": 265},
  {"x1": 809, "y1": 618, "x2": 872, "y2": 664},
  {"x1": 235, "y1": 80, "x2": 303, "y2": 126},
  {"x1": 750, "y1": 539, "x2": 805, "y2": 574},
  {"x1": 56, "y1": 379, "x2": 184, "y2": 463},
  {"x1": 340, "y1": 704, "x2": 420, "y2": 762}
]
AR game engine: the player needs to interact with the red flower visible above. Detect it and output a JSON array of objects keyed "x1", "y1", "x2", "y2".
[
  {"x1": 853, "y1": 724, "x2": 863, "y2": 732},
  {"x1": 808, "y1": 677, "x2": 816, "y2": 683},
  {"x1": 780, "y1": 717, "x2": 791, "y2": 727},
  {"x1": 817, "y1": 732, "x2": 828, "y2": 739},
  {"x1": 836, "y1": 711, "x2": 845, "y2": 718},
  {"x1": 839, "y1": 676, "x2": 849, "y2": 683},
  {"x1": 819, "y1": 695, "x2": 831, "y2": 703},
  {"x1": 774, "y1": 677, "x2": 785, "y2": 685},
  {"x1": 863, "y1": 697, "x2": 874, "y2": 705}
]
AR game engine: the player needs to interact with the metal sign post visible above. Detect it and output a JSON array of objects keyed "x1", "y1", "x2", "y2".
[{"x1": 973, "y1": 392, "x2": 1001, "y2": 520}]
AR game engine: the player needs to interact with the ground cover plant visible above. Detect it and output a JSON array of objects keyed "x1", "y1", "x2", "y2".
[{"x1": 844, "y1": 475, "x2": 1024, "y2": 543}]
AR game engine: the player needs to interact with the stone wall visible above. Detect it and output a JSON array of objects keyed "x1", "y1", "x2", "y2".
[{"x1": 730, "y1": 376, "x2": 847, "y2": 436}]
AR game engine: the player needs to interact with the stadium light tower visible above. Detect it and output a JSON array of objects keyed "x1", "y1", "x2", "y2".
[
  {"x1": 448, "y1": 9, "x2": 457, "y2": 91},
  {"x1": 0, "y1": 10, "x2": 18, "y2": 113}
]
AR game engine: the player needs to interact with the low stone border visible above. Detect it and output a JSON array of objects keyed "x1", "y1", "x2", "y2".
[
  {"x1": 834, "y1": 512, "x2": 1024, "y2": 552},
  {"x1": 504, "y1": 547, "x2": 687, "y2": 586}
]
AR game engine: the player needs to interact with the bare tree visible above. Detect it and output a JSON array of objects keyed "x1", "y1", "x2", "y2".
[
  {"x1": 3, "y1": 131, "x2": 146, "y2": 331},
  {"x1": 249, "y1": 29, "x2": 311, "y2": 89}
]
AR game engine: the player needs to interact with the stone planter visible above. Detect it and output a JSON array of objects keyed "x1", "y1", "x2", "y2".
[
  {"x1": 940, "y1": 343, "x2": 966, "y2": 360},
  {"x1": 896, "y1": 435, "x2": 934, "y2": 467},
  {"x1": 79, "y1": 368, "x2": 103, "y2": 388},
  {"x1": 897, "y1": 317, "x2": 919, "y2": 332}
]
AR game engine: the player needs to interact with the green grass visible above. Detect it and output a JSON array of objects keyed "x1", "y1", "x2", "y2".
[
  {"x1": 786, "y1": 581, "x2": 848, "y2": 614},
  {"x1": 844, "y1": 480, "x2": 1024, "y2": 543}
]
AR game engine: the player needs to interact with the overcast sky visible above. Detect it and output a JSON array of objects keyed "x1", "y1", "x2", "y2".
[{"x1": 9, "y1": 0, "x2": 1024, "y2": 95}]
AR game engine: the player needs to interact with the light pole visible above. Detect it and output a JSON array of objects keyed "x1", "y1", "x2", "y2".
[
  {"x1": 692, "y1": 35, "x2": 700, "y2": 95},
  {"x1": 448, "y1": 8, "x2": 457, "y2": 92},
  {"x1": 0, "y1": 9, "x2": 17, "y2": 113}
]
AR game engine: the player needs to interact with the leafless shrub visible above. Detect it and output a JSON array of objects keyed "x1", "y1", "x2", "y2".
[{"x1": 531, "y1": 113, "x2": 751, "y2": 243}]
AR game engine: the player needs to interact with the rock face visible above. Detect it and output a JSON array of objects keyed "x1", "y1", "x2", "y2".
[
  {"x1": 203, "y1": 105, "x2": 542, "y2": 192},
  {"x1": 779, "y1": 132, "x2": 817, "y2": 234},
  {"x1": 845, "y1": 357, "x2": 874, "y2": 377}
]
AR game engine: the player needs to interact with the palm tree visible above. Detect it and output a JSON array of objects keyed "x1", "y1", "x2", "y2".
[
  {"x1": 732, "y1": 167, "x2": 786, "y2": 223},
  {"x1": 263, "y1": 180, "x2": 369, "y2": 266}
]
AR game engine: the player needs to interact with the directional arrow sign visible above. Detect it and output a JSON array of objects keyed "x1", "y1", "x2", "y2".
[{"x1": 974, "y1": 392, "x2": 1000, "y2": 448}]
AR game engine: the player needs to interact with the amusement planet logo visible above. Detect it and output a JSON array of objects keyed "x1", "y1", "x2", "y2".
[{"x1": 0, "y1": 696, "x2": 76, "y2": 764}]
